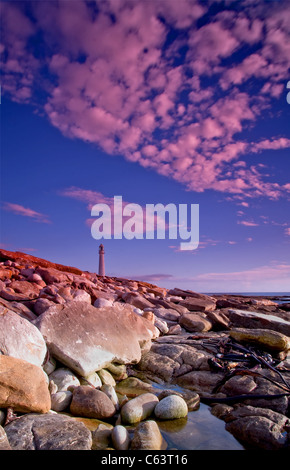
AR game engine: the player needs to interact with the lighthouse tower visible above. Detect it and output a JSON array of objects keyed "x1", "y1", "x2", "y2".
[{"x1": 98, "y1": 244, "x2": 105, "y2": 276}]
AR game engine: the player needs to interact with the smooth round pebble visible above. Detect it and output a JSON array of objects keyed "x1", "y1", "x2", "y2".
[
  {"x1": 154, "y1": 395, "x2": 188, "y2": 420},
  {"x1": 111, "y1": 425, "x2": 130, "y2": 450},
  {"x1": 51, "y1": 391, "x2": 72, "y2": 412}
]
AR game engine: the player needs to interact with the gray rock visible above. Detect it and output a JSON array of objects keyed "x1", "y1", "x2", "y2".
[
  {"x1": 51, "y1": 391, "x2": 72, "y2": 411},
  {"x1": 80, "y1": 371, "x2": 102, "y2": 388},
  {"x1": 154, "y1": 395, "x2": 188, "y2": 420},
  {"x1": 226, "y1": 309, "x2": 290, "y2": 336},
  {"x1": 91, "y1": 423, "x2": 113, "y2": 450},
  {"x1": 179, "y1": 312, "x2": 212, "y2": 332},
  {"x1": 111, "y1": 425, "x2": 130, "y2": 450},
  {"x1": 130, "y1": 420, "x2": 164, "y2": 450},
  {"x1": 101, "y1": 384, "x2": 119, "y2": 410},
  {"x1": 0, "y1": 305, "x2": 47, "y2": 367},
  {"x1": 49, "y1": 367, "x2": 80, "y2": 392},
  {"x1": 34, "y1": 301, "x2": 158, "y2": 376},
  {"x1": 0, "y1": 425, "x2": 11, "y2": 450},
  {"x1": 98, "y1": 368, "x2": 116, "y2": 386},
  {"x1": 153, "y1": 308, "x2": 180, "y2": 322},
  {"x1": 94, "y1": 298, "x2": 113, "y2": 308},
  {"x1": 225, "y1": 406, "x2": 290, "y2": 450},
  {"x1": 121, "y1": 393, "x2": 159, "y2": 424},
  {"x1": 4, "y1": 413, "x2": 92, "y2": 450}
]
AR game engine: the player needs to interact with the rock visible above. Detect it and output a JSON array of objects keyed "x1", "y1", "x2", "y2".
[
  {"x1": 229, "y1": 328, "x2": 290, "y2": 352},
  {"x1": 101, "y1": 384, "x2": 119, "y2": 410},
  {"x1": 43, "y1": 356, "x2": 57, "y2": 375},
  {"x1": 9, "y1": 280, "x2": 40, "y2": 298},
  {"x1": 111, "y1": 425, "x2": 130, "y2": 450},
  {"x1": 225, "y1": 405, "x2": 290, "y2": 450},
  {"x1": 219, "y1": 375, "x2": 257, "y2": 396},
  {"x1": 0, "y1": 297, "x2": 37, "y2": 321},
  {"x1": 154, "y1": 395, "x2": 188, "y2": 420},
  {"x1": 91, "y1": 423, "x2": 112, "y2": 450},
  {"x1": 27, "y1": 273, "x2": 44, "y2": 284},
  {"x1": 98, "y1": 369, "x2": 116, "y2": 386},
  {"x1": 72, "y1": 289, "x2": 91, "y2": 303},
  {"x1": 168, "y1": 288, "x2": 215, "y2": 302},
  {"x1": 106, "y1": 363, "x2": 127, "y2": 381},
  {"x1": 0, "y1": 305, "x2": 47, "y2": 367},
  {"x1": 0, "y1": 425, "x2": 12, "y2": 450},
  {"x1": 48, "y1": 368, "x2": 80, "y2": 392},
  {"x1": 179, "y1": 296, "x2": 216, "y2": 312},
  {"x1": 206, "y1": 310, "x2": 230, "y2": 330},
  {"x1": 51, "y1": 391, "x2": 72, "y2": 411},
  {"x1": 226, "y1": 309, "x2": 290, "y2": 336},
  {"x1": 122, "y1": 292, "x2": 155, "y2": 310},
  {"x1": 33, "y1": 298, "x2": 55, "y2": 315},
  {"x1": 136, "y1": 350, "x2": 178, "y2": 382},
  {"x1": 130, "y1": 420, "x2": 163, "y2": 450},
  {"x1": 179, "y1": 312, "x2": 212, "y2": 332},
  {"x1": 80, "y1": 371, "x2": 102, "y2": 388},
  {"x1": 168, "y1": 324, "x2": 183, "y2": 335},
  {"x1": 0, "y1": 355, "x2": 51, "y2": 413},
  {"x1": 280, "y1": 302, "x2": 290, "y2": 311},
  {"x1": 93, "y1": 298, "x2": 113, "y2": 308},
  {"x1": 35, "y1": 267, "x2": 70, "y2": 284},
  {"x1": 121, "y1": 393, "x2": 159, "y2": 424},
  {"x1": 34, "y1": 301, "x2": 159, "y2": 376},
  {"x1": 154, "y1": 317, "x2": 169, "y2": 334},
  {"x1": 0, "y1": 410, "x2": 5, "y2": 426},
  {"x1": 0, "y1": 286, "x2": 35, "y2": 302},
  {"x1": 115, "y1": 377, "x2": 155, "y2": 397},
  {"x1": 70, "y1": 386, "x2": 116, "y2": 420},
  {"x1": 142, "y1": 311, "x2": 155, "y2": 323},
  {"x1": 4, "y1": 413, "x2": 92, "y2": 450},
  {"x1": 157, "y1": 389, "x2": 200, "y2": 412},
  {"x1": 175, "y1": 370, "x2": 225, "y2": 395},
  {"x1": 153, "y1": 307, "x2": 180, "y2": 322}
]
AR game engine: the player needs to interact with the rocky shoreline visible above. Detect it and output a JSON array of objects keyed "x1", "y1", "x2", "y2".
[{"x1": 0, "y1": 248, "x2": 289, "y2": 451}]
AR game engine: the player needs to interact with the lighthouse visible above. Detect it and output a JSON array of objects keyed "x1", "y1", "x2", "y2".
[{"x1": 98, "y1": 244, "x2": 105, "y2": 276}]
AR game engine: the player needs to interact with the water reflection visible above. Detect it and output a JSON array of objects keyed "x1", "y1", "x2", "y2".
[
  {"x1": 157, "y1": 403, "x2": 244, "y2": 450},
  {"x1": 152, "y1": 383, "x2": 244, "y2": 450}
]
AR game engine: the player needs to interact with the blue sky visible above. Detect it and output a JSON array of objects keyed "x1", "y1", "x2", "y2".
[{"x1": 1, "y1": 0, "x2": 290, "y2": 292}]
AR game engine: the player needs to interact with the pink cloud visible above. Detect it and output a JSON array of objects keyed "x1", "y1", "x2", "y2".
[
  {"x1": 190, "y1": 262, "x2": 290, "y2": 283},
  {"x1": 2, "y1": 202, "x2": 51, "y2": 224},
  {"x1": 237, "y1": 220, "x2": 259, "y2": 227},
  {"x1": 1, "y1": 0, "x2": 290, "y2": 203}
]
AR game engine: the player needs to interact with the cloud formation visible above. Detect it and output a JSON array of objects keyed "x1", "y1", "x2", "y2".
[
  {"x1": 1, "y1": 0, "x2": 290, "y2": 199},
  {"x1": 2, "y1": 202, "x2": 51, "y2": 224}
]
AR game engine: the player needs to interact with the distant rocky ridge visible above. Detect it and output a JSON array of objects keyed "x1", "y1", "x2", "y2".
[{"x1": 0, "y1": 248, "x2": 289, "y2": 451}]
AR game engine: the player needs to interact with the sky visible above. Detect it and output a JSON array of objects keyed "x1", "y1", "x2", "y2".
[{"x1": 0, "y1": 0, "x2": 290, "y2": 293}]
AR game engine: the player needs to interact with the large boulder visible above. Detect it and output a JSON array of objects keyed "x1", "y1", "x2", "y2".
[
  {"x1": 34, "y1": 301, "x2": 159, "y2": 376},
  {"x1": 0, "y1": 356, "x2": 51, "y2": 413},
  {"x1": 179, "y1": 297, "x2": 216, "y2": 312},
  {"x1": 179, "y1": 312, "x2": 212, "y2": 332},
  {"x1": 4, "y1": 413, "x2": 92, "y2": 450},
  {"x1": 70, "y1": 386, "x2": 116, "y2": 419},
  {"x1": 0, "y1": 305, "x2": 47, "y2": 367},
  {"x1": 226, "y1": 309, "x2": 290, "y2": 336}
]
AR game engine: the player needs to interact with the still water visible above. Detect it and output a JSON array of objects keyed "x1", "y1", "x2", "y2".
[{"x1": 152, "y1": 384, "x2": 245, "y2": 451}]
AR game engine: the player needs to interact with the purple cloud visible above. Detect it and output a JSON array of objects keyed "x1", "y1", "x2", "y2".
[{"x1": 1, "y1": 0, "x2": 290, "y2": 201}]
